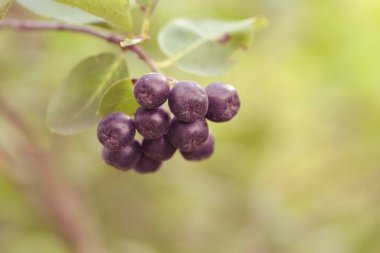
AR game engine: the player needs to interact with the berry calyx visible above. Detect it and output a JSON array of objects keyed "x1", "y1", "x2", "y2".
[
  {"x1": 205, "y1": 82, "x2": 240, "y2": 122},
  {"x1": 134, "y1": 107, "x2": 171, "y2": 139},
  {"x1": 134, "y1": 73, "x2": 170, "y2": 109},
  {"x1": 97, "y1": 112, "x2": 135, "y2": 151},
  {"x1": 168, "y1": 81, "x2": 208, "y2": 122}
]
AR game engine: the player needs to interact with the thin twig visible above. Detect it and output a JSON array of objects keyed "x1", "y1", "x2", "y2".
[
  {"x1": 0, "y1": 19, "x2": 124, "y2": 44},
  {"x1": 128, "y1": 45, "x2": 161, "y2": 73},
  {"x1": 0, "y1": 18, "x2": 161, "y2": 72}
]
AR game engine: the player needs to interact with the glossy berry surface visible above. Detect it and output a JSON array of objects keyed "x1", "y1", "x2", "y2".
[
  {"x1": 134, "y1": 73, "x2": 170, "y2": 109},
  {"x1": 168, "y1": 81, "x2": 208, "y2": 122},
  {"x1": 142, "y1": 136, "x2": 176, "y2": 161},
  {"x1": 97, "y1": 112, "x2": 135, "y2": 151},
  {"x1": 181, "y1": 133, "x2": 215, "y2": 161},
  {"x1": 205, "y1": 82, "x2": 240, "y2": 122},
  {"x1": 134, "y1": 107, "x2": 171, "y2": 139},
  {"x1": 167, "y1": 118, "x2": 209, "y2": 152},
  {"x1": 102, "y1": 140, "x2": 141, "y2": 170},
  {"x1": 135, "y1": 155, "x2": 162, "y2": 173}
]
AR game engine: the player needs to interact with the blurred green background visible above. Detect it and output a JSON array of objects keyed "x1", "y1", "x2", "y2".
[{"x1": 1, "y1": 0, "x2": 380, "y2": 252}]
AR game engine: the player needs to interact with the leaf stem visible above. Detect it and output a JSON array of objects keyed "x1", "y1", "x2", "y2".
[{"x1": 0, "y1": 18, "x2": 161, "y2": 72}]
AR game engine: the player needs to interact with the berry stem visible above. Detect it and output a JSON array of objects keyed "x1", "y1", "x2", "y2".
[{"x1": 0, "y1": 18, "x2": 161, "y2": 73}]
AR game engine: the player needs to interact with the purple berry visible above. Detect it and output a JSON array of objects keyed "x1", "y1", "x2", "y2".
[
  {"x1": 102, "y1": 140, "x2": 141, "y2": 170},
  {"x1": 134, "y1": 107, "x2": 171, "y2": 139},
  {"x1": 97, "y1": 112, "x2": 135, "y2": 151},
  {"x1": 134, "y1": 73, "x2": 170, "y2": 109},
  {"x1": 167, "y1": 118, "x2": 209, "y2": 152},
  {"x1": 181, "y1": 133, "x2": 215, "y2": 161},
  {"x1": 135, "y1": 155, "x2": 162, "y2": 173},
  {"x1": 142, "y1": 136, "x2": 176, "y2": 161},
  {"x1": 168, "y1": 81, "x2": 208, "y2": 122},
  {"x1": 205, "y1": 82, "x2": 240, "y2": 122}
]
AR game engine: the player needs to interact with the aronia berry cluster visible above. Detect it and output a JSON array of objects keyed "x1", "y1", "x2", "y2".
[{"x1": 97, "y1": 73, "x2": 240, "y2": 173}]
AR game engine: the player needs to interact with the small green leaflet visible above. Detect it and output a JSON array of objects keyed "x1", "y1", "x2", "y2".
[
  {"x1": 47, "y1": 53, "x2": 128, "y2": 135},
  {"x1": 158, "y1": 17, "x2": 265, "y2": 76},
  {"x1": 98, "y1": 79, "x2": 139, "y2": 117}
]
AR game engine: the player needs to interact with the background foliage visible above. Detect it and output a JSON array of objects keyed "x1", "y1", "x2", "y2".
[{"x1": 1, "y1": 0, "x2": 380, "y2": 253}]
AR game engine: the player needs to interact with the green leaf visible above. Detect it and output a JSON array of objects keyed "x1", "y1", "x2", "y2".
[
  {"x1": 0, "y1": 0, "x2": 14, "y2": 20},
  {"x1": 56, "y1": 0, "x2": 133, "y2": 33},
  {"x1": 158, "y1": 17, "x2": 265, "y2": 76},
  {"x1": 17, "y1": 0, "x2": 103, "y2": 24},
  {"x1": 98, "y1": 79, "x2": 138, "y2": 118},
  {"x1": 47, "y1": 53, "x2": 128, "y2": 135}
]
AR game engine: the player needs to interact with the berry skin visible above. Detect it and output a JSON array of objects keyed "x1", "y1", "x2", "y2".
[
  {"x1": 102, "y1": 140, "x2": 141, "y2": 170},
  {"x1": 168, "y1": 81, "x2": 208, "y2": 122},
  {"x1": 181, "y1": 133, "x2": 215, "y2": 161},
  {"x1": 205, "y1": 82, "x2": 240, "y2": 122},
  {"x1": 167, "y1": 118, "x2": 209, "y2": 152},
  {"x1": 134, "y1": 73, "x2": 170, "y2": 109},
  {"x1": 142, "y1": 136, "x2": 176, "y2": 161},
  {"x1": 97, "y1": 112, "x2": 135, "y2": 151},
  {"x1": 135, "y1": 155, "x2": 162, "y2": 173},
  {"x1": 134, "y1": 107, "x2": 171, "y2": 139}
]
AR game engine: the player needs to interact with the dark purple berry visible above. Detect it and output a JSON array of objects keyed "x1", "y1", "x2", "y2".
[
  {"x1": 97, "y1": 112, "x2": 135, "y2": 151},
  {"x1": 135, "y1": 155, "x2": 162, "y2": 173},
  {"x1": 142, "y1": 136, "x2": 176, "y2": 161},
  {"x1": 134, "y1": 107, "x2": 170, "y2": 139},
  {"x1": 205, "y1": 82, "x2": 240, "y2": 122},
  {"x1": 134, "y1": 73, "x2": 170, "y2": 109},
  {"x1": 181, "y1": 133, "x2": 215, "y2": 161},
  {"x1": 167, "y1": 118, "x2": 209, "y2": 152},
  {"x1": 168, "y1": 81, "x2": 208, "y2": 122},
  {"x1": 102, "y1": 140, "x2": 141, "y2": 170}
]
